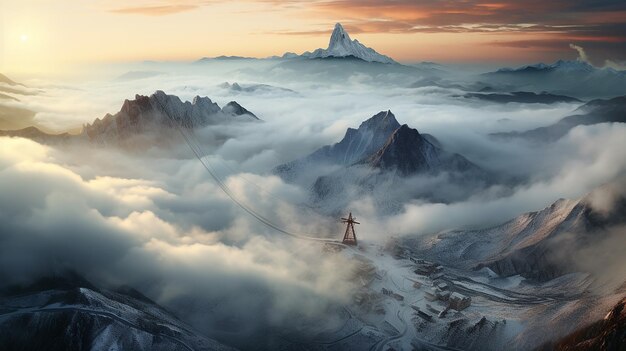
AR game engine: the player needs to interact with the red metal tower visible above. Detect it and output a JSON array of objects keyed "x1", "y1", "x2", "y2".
[{"x1": 341, "y1": 212, "x2": 359, "y2": 245}]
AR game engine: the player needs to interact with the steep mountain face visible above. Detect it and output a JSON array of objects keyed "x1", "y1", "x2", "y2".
[
  {"x1": 316, "y1": 110, "x2": 403, "y2": 164},
  {"x1": 483, "y1": 60, "x2": 626, "y2": 98},
  {"x1": 364, "y1": 124, "x2": 478, "y2": 176},
  {"x1": 221, "y1": 101, "x2": 259, "y2": 119},
  {"x1": 412, "y1": 178, "x2": 626, "y2": 282},
  {"x1": 81, "y1": 91, "x2": 258, "y2": 145},
  {"x1": 491, "y1": 95, "x2": 626, "y2": 142},
  {"x1": 0, "y1": 274, "x2": 234, "y2": 351},
  {"x1": 274, "y1": 110, "x2": 402, "y2": 183},
  {"x1": 275, "y1": 110, "x2": 486, "y2": 213},
  {"x1": 297, "y1": 23, "x2": 396, "y2": 64},
  {"x1": 537, "y1": 296, "x2": 626, "y2": 351}
]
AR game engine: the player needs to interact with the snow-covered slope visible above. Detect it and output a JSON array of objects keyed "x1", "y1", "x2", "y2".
[
  {"x1": 0, "y1": 274, "x2": 235, "y2": 351},
  {"x1": 411, "y1": 178, "x2": 626, "y2": 281},
  {"x1": 299, "y1": 23, "x2": 396, "y2": 64}
]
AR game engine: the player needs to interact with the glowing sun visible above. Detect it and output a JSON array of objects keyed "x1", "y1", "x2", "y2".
[{"x1": 20, "y1": 34, "x2": 29, "y2": 42}]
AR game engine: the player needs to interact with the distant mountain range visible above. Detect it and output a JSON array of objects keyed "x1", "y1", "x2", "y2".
[
  {"x1": 218, "y1": 82, "x2": 297, "y2": 95},
  {"x1": 275, "y1": 110, "x2": 488, "y2": 213},
  {"x1": 0, "y1": 91, "x2": 260, "y2": 150},
  {"x1": 491, "y1": 95, "x2": 626, "y2": 142},
  {"x1": 0, "y1": 272, "x2": 233, "y2": 351},
  {"x1": 463, "y1": 91, "x2": 581, "y2": 104},
  {"x1": 196, "y1": 23, "x2": 396, "y2": 66},
  {"x1": 81, "y1": 91, "x2": 258, "y2": 146},
  {"x1": 494, "y1": 60, "x2": 597, "y2": 74},
  {"x1": 0, "y1": 126, "x2": 71, "y2": 144},
  {"x1": 483, "y1": 60, "x2": 626, "y2": 98},
  {"x1": 0, "y1": 73, "x2": 39, "y2": 131},
  {"x1": 0, "y1": 73, "x2": 21, "y2": 86},
  {"x1": 0, "y1": 73, "x2": 37, "y2": 96}
]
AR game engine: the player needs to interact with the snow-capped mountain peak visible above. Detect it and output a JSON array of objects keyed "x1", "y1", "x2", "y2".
[
  {"x1": 327, "y1": 23, "x2": 352, "y2": 52},
  {"x1": 300, "y1": 23, "x2": 397, "y2": 64}
]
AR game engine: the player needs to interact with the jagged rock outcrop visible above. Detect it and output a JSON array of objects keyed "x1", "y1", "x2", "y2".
[
  {"x1": 274, "y1": 110, "x2": 402, "y2": 183},
  {"x1": 364, "y1": 124, "x2": 479, "y2": 176},
  {"x1": 275, "y1": 110, "x2": 487, "y2": 213},
  {"x1": 81, "y1": 91, "x2": 258, "y2": 146}
]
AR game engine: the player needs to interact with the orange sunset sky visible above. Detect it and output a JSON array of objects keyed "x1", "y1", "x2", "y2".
[{"x1": 1, "y1": 0, "x2": 625, "y2": 76}]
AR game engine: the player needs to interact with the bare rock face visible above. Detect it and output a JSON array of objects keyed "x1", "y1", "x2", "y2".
[
  {"x1": 273, "y1": 110, "x2": 402, "y2": 183},
  {"x1": 81, "y1": 91, "x2": 258, "y2": 146},
  {"x1": 274, "y1": 109, "x2": 487, "y2": 214},
  {"x1": 221, "y1": 101, "x2": 259, "y2": 119},
  {"x1": 442, "y1": 317, "x2": 507, "y2": 351},
  {"x1": 536, "y1": 297, "x2": 626, "y2": 351},
  {"x1": 364, "y1": 124, "x2": 478, "y2": 176}
]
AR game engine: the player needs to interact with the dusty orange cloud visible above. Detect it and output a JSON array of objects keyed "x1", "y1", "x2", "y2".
[
  {"x1": 2, "y1": 0, "x2": 625, "y2": 77},
  {"x1": 109, "y1": 4, "x2": 200, "y2": 16},
  {"x1": 269, "y1": 0, "x2": 626, "y2": 64}
]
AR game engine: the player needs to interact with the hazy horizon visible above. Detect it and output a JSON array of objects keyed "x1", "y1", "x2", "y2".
[
  {"x1": 2, "y1": 0, "x2": 625, "y2": 78},
  {"x1": 1, "y1": 2, "x2": 625, "y2": 350}
]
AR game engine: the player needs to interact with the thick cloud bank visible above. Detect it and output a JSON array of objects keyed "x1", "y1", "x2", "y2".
[
  {"x1": 1, "y1": 60, "x2": 625, "y2": 349},
  {"x1": 0, "y1": 137, "x2": 356, "y2": 348}
]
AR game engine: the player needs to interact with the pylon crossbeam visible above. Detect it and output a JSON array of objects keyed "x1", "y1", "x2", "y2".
[{"x1": 341, "y1": 212, "x2": 359, "y2": 246}]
